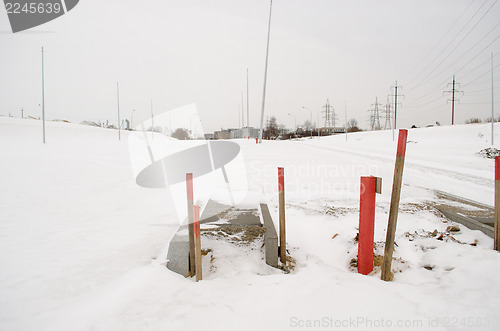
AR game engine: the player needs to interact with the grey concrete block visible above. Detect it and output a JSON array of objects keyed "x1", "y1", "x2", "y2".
[
  {"x1": 260, "y1": 203, "x2": 279, "y2": 268},
  {"x1": 437, "y1": 207, "x2": 494, "y2": 239},
  {"x1": 166, "y1": 229, "x2": 190, "y2": 277}
]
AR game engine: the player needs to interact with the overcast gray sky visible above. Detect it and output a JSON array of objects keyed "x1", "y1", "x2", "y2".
[{"x1": 1, "y1": 0, "x2": 499, "y2": 132}]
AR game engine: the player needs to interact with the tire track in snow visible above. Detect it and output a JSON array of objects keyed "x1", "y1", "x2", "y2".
[{"x1": 299, "y1": 141, "x2": 493, "y2": 189}]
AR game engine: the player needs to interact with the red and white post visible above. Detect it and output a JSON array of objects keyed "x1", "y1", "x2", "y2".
[
  {"x1": 495, "y1": 156, "x2": 500, "y2": 251},
  {"x1": 358, "y1": 176, "x2": 381, "y2": 275},
  {"x1": 381, "y1": 129, "x2": 408, "y2": 281},
  {"x1": 278, "y1": 167, "x2": 286, "y2": 264},
  {"x1": 193, "y1": 205, "x2": 202, "y2": 281},
  {"x1": 186, "y1": 173, "x2": 196, "y2": 276}
]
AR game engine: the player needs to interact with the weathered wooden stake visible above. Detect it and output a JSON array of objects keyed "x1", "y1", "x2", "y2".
[
  {"x1": 381, "y1": 129, "x2": 408, "y2": 281},
  {"x1": 278, "y1": 167, "x2": 286, "y2": 264},
  {"x1": 186, "y1": 173, "x2": 196, "y2": 276},
  {"x1": 193, "y1": 205, "x2": 202, "y2": 281},
  {"x1": 495, "y1": 156, "x2": 500, "y2": 251},
  {"x1": 358, "y1": 176, "x2": 381, "y2": 275}
]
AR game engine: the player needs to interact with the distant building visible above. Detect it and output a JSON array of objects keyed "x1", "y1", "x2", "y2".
[
  {"x1": 214, "y1": 129, "x2": 232, "y2": 140},
  {"x1": 213, "y1": 127, "x2": 260, "y2": 139},
  {"x1": 230, "y1": 127, "x2": 260, "y2": 139},
  {"x1": 319, "y1": 127, "x2": 346, "y2": 135}
]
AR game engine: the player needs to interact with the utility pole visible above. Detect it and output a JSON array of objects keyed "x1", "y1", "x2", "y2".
[
  {"x1": 444, "y1": 75, "x2": 463, "y2": 125},
  {"x1": 41, "y1": 47, "x2": 46, "y2": 144},
  {"x1": 492, "y1": 53, "x2": 495, "y2": 145},
  {"x1": 258, "y1": 0, "x2": 273, "y2": 143},
  {"x1": 390, "y1": 81, "x2": 403, "y2": 141},
  {"x1": 247, "y1": 68, "x2": 249, "y2": 128},
  {"x1": 117, "y1": 82, "x2": 121, "y2": 141}
]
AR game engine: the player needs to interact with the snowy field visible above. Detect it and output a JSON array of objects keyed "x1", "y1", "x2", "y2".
[{"x1": 1, "y1": 116, "x2": 500, "y2": 330}]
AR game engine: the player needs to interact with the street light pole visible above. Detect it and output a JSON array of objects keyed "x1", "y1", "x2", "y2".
[
  {"x1": 116, "y1": 82, "x2": 121, "y2": 141},
  {"x1": 130, "y1": 109, "x2": 135, "y2": 131},
  {"x1": 302, "y1": 106, "x2": 313, "y2": 138},
  {"x1": 41, "y1": 47, "x2": 46, "y2": 144},
  {"x1": 288, "y1": 113, "x2": 296, "y2": 135}
]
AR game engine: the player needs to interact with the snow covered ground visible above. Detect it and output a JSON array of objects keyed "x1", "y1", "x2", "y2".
[{"x1": 1, "y1": 116, "x2": 500, "y2": 330}]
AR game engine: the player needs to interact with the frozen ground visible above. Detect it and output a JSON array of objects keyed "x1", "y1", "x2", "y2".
[{"x1": 1, "y1": 116, "x2": 500, "y2": 330}]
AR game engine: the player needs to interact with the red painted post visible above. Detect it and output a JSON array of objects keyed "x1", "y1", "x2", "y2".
[
  {"x1": 186, "y1": 173, "x2": 195, "y2": 276},
  {"x1": 495, "y1": 157, "x2": 500, "y2": 251},
  {"x1": 358, "y1": 176, "x2": 377, "y2": 275},
  {"x1": 278, "y1": 167, "x2": 286, "y2": 264}
]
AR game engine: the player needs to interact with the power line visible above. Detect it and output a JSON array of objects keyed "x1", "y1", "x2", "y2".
[
  {"x1": 401, "y1": 0, "x2": 475, "y2": 83},
  {"x1": 405, "y1": 0, "x2": 489, "y2": 93}
]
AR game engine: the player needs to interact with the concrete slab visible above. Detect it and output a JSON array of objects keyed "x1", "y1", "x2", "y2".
[
  {"x1": 166, "y1": 199, "x2": 279, "y2": 277},
  {"x1": 260, "y1": 203, "x2": 279, "y2": 268},
  {"x1": 436, "y1": 207, "x2": 494, "y2": 239}
]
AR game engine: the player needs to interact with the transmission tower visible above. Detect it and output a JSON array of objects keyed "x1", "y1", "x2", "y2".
[
  {"x1": 322, "y1": 98, "x2": 337, "y2": 132},
  {"x1": 368, "y1": 97, "x2": 383, "y2": 130},
  {"x1": 443, "y1": 75, "x2": 463, "y2": 125},
  {"x1": 384, "y1": 98, "x2": 392, "y2": 130}
]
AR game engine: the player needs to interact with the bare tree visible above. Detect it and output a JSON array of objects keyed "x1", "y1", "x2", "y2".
[
  {"x1": 264, "y1": 116, "x2": 280, "y2": 139},
  {"x1": 171, "y1": 128, "x2": 190, "y2": 140},
  {"x1": 347, "y1": 118, "x2": 361, "y2": 132}
]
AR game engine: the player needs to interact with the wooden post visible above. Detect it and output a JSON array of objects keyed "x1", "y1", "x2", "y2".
[
  {"x1": 358, "y1": 176, "x2": 381, "y2": 275},
  {"x1": 381, "y1": 129, "x2": 408, "y2": 281},
  {"x1": 278, "y1": 167, "x2": 286, "y2": 264},
  {"x1": 495, "y1": 156, "x2": 500, "y2": 251},
  {"x1": 186, "y1": 173, "x2": 196, "y2": 276},
  {"x1": 193, "y1": 205, "x2": 202, "y2": 281}
]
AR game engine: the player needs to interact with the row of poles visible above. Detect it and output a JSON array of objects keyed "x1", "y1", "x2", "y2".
[{"x1": 185, "y1": 128, "x2": 500, "y2": 282}]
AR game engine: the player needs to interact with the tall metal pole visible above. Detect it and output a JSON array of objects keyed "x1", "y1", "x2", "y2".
[
  {"x1": 117, "y1": 82, "x2": 121, "y2": 140},
  {"x1": 41, "y1": 47, "x2": 46, "y2": 144},
  {"x1": 345, "y1": 100, "x2": 348, "y2": 141},
  {"x1": 452, "y1": 75, "x2": 456, "y2": 125},
  {"x1": 394, "y1": 81, "x2": 398, "y2": 141},
  {"x1": 131, "y1": 109, "x2": 135, "y2": 131},
  {"x1": 258, "y1": 0, "x2": 273, "y2": 143},
  {"x1": 151, "y1": 98, "x2": 154, "y2": 139},
  {"x1": 247, "y1": 68, "x2": 249, "y2": 128},
  {"x1": 241, "y1": 91, "x2": 244, "y2": 128},
  {"x1": 317, "y1": 109, "x2": 320, "y2": 138},
  {"x1": 492, "y1": 53, "x2": 495, "y2": 145},
  {"x1": 310, "y1": 108, "x2": 312, "y2": 137}
]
